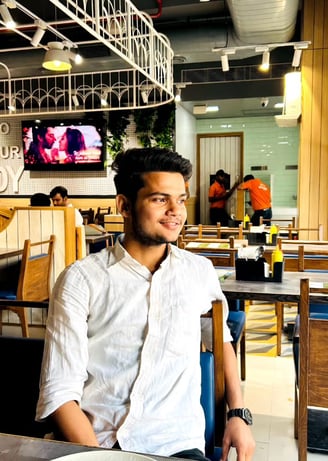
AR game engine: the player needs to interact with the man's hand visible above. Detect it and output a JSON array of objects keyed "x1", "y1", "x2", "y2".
[{"x1": 220, "y1": 417, "x2": 256, "y2": 461}]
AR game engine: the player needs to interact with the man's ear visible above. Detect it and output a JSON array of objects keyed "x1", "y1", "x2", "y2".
[{"x1": 116, "y1": 194, "x2": 131, "y2": 217}]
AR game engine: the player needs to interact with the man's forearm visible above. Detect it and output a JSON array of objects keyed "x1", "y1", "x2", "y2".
[
  {"x1": 223, "y1": 342, "x2": 244, "y2": 409},
  {"x1": 52, "y1": 400, "x2": 99, "y2": 447}
]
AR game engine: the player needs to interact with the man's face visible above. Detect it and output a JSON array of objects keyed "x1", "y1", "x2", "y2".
[
  {"x1": 129, "y1": 171, "x2": 188, "y2": 246},
  {"x1": 51, "y1": 193, "x2": 67, "y2": 206},
  {"x1": 43, "y1": 128, "x2": 56, "y2": 149}
]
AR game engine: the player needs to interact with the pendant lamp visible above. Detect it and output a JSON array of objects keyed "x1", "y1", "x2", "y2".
[{"x1": 42, "y1": 42, "x2": 71, "y2": 72}]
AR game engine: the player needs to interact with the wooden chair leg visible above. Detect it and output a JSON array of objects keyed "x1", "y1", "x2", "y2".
[
  {"x1": 275, "y1": 302, "x2": 282, "y2": 356},
  {"x1": 240, "y1": 330, "x2": 246, "y2": 381},
  {"x1": 294, "y1": 382, "x2": 298, "y2": 439},
  {"x1": 10, "y1": 307, "x2": 29, "y2": 338}
]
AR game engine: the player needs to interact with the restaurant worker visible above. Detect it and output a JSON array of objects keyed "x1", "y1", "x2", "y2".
[
  {"x1": 208, "y1": 169, "x2": 238, "y2": 226},
  {"x1": 37, "y1": 148, "x2": 255, "y2": 461},
  {"x1": 49, "y1": 185, "x2": 83, "y2": 226},
  {"x1": 238, "y1": 174, "x2": 272, "y2": 226}
]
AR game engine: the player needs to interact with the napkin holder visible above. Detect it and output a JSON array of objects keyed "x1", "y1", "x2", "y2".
[{"x1": 235, "y1": 258, "x2": 284, "y2": 282}]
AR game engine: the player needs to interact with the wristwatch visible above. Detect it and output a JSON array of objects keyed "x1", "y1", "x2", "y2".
[{"x1": 227, "y1": 408, "x2": 253, "y2": 425}]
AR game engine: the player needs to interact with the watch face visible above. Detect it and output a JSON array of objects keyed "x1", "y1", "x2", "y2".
[
  {"x1": 228, "y1": 408, "x2": 253, "y2": 425},
  {"x1": 243, "y1": 408, "x2": 253, "y2": 425}
]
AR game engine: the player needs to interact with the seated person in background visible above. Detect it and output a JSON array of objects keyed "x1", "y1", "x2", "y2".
[
  {"x1": 37, "y1": 148, "x2": 255, "y2": 461},
  {"x1": 49, "y1": 185, "x2": 83, "y2": 226},
  {"x1": 30, "y1": 193, "x2": 51, "y2": 206}
]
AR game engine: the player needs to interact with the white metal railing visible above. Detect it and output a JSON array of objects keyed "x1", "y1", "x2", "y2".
[{"x1": 0, "y1": 0, "x2": 174, "y2": 116}]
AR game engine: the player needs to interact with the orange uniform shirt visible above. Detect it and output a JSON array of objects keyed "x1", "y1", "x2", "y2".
[
  {"x1": 239, "y1": 178, "x2": 271, "y2": 211},
  {"x1": 208, "y1": 181, "x2": 226, "y2": 209}
]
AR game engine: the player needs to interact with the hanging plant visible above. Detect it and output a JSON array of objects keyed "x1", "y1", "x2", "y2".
[
  {"x1": 133, "y1": 104, "x2": 176, "y2": 149},
  {"x1": 106, "y1": 111, "x2": 130, "y2": 163},
  {"x1": 133, "y1": 108, "x2": 156, "y2": 148},
  {"x1": 152, "y1": 103, "x2": 175, "y2": 149}
]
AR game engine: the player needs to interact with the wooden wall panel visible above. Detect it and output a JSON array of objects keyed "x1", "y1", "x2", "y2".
[{"x1": 299, "y1": 0, "x2": 328, "y2": 240}]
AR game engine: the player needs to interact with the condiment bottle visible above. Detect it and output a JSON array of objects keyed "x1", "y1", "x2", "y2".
[
  {"x1": 243, "y1": 213, "x2": 250, "y2": 229},
  {"x1": 271, "y1": 246, "x2": 284, "y2": 276},
  {"x1": 269, "y1": 224, "x2": 278, "y2": 244}
]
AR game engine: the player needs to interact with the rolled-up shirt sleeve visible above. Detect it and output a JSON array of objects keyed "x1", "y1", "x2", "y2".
[{"x1": 36, "y1": 264, "x2": 91, "y2": 421}]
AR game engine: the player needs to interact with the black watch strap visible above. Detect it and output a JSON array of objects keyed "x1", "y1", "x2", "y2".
[{"x1": 227, "y1": 408, "x2": 253, "y2": 425}]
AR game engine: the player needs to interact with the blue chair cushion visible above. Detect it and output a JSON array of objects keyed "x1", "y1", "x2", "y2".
[
  {"x1": 200, "y1": 352, "x2": 215, "y2": 456},
  {"x1": 227, "y1": 311, "x2": 246, "y2": 343},
  {"x1": 0, "y1": 290, "x2": 17, "y2": 300}
]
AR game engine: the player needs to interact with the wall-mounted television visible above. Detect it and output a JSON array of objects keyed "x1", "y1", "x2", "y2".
[{"x1": 22, "y1": 118, "x2": 106, "y2": 171}]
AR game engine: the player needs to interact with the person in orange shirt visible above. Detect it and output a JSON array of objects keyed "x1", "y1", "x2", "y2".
[
  {"x1": 238, "y1": 174, "x2": 272, "y2": 225},
  {"x1": 208, "y1": 169, "x2": 238, "y2": 225}
]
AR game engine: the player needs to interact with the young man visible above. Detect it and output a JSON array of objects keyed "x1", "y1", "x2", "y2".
[
  {"x1": 238, "y1": 175, "x2": 272, "y2": 226},
  {"x1": 208, "y1": 170, "x2": 238, "y2": 226},
  {"x1": 49, "y1": 185, "x2": 83, "y2": 226},
  {"x1": 37, "y1": 148, "x2": 255, "y2": 461}
]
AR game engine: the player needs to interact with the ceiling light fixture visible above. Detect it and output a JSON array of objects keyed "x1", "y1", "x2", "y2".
[
  {"x1": 71, "y1": 93, "x2": 79, "y2": 107},
  {"x1": 30, "y1": 19, "x2": 46, "y2": 47},
  {"x1": 221, "y1": 53, "x2": 229, "y2": 72},
  {"x1": 174, "y1": 81, "x2": 192, "y2": 103},
  {"x1": 0, "y1": 1, "x2": 16, "y2": 29},
  {"x1": 206, "y1": 105, "x2": 219, "y2": 113},
  {"x1": 42, "y1": 42, "x2": 72, "y2": 72},
  {"x1": 175, "y1": 87, "x2": 181, "y2": 102},
  {"x1": 260, "y1": 50, "x2": 270, "y2": 71},
  {"x1": 213, "y1": 41, "x2": 311, "y2": 72}
]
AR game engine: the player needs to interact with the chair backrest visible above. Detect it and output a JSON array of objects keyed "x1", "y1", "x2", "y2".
[
  {"x1": 95, "y1": 207, "x2": 111, "y2": 226},
  {"x1": 298, "y1": 278, "x2": 328, "y2": 460},
  {"x1": 185, "y1": 243, "x2": 237, "y2": 267},
  {"x1": 0, "y1": 336, "x2": 51, "y2": 437},
  {"x1": 16, "y1": 235, "x2": 55, "y2": 301},
  {"x1": 79, "y1": 208, "x2": 95, "y2": 225}
]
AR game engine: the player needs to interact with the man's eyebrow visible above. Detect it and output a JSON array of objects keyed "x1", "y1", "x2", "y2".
[{"x1": 147, "y1": 192, "x2": 188, "y2": 198}]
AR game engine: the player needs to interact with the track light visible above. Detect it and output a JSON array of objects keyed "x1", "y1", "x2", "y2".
[
  {"x1": 68, "y1": 51, "x2": 83, "y2": 65},
  {"x1": 30, "y1": 20, "x2": 46, "y2": 47},
  {"x1": 0, "y1": 2, "x2": 15, "y2": 29},
  {"x1": 72, "y1": 93, "x2": 79, "y2": 107},
  {"x1": 221, "y1": 53, "x2": 229, "y2": 72},
  {"x1": 141, "y1": 90, "x2": 148, "y2": 104},
  {"x1": 260, "y1": 50, "x2": 270, "y2": 71},
  {"x1": 100, "y1": 92, "x2": 108, "y2": 107},
  {"x1": 175, "y1": 88, "x2": 181, "y2": 102},
  {"x1": 42, "y1": 42, "x2": 71, "y2": 72},
  {"x1": 292, "y1": 48, "x2": 303, "y2": 68}
]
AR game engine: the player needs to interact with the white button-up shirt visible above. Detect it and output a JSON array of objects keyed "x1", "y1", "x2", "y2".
[{"x1": 36, "y1": 238, "x2": 232, "y2": 456}]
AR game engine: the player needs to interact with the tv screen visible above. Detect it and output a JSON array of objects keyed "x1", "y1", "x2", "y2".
[{"x1": 22, "y1": 118, "x2": 106, "y2": 171}]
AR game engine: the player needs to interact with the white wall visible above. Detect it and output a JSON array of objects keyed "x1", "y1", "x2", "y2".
[{"x1": 175, "y1": 104, "x2": 197, "y2": 195}]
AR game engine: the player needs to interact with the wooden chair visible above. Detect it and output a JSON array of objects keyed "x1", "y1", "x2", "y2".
[
  {"x1": 95, "y1": 206, "x2": 111, "y2": 227},
  {"x1": 79, "y1": 208, "x2": 95, "y2": 225},
  {"x1": 201, "y1": 300, "x2": 226, "y2": 448},
  {"x1": 0, "y1": 235, "x2": 55, "y2": 337},
  {"x1": 296, "y1": 278, "x2": 328, "y2": 460}
]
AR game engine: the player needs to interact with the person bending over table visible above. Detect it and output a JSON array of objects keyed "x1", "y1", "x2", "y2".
[{"x1": 36, "y1": 148, "x2": 255, "y2": 461}]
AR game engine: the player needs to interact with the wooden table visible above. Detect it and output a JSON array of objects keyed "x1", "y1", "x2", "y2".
[
  {"x1": 0, "y1": 433, "x2": 174, "y2": 461},
  {"x1": 219, "y1": 270, "x2": 328, "y2": 355},
  {"x1": 0, "y1": 247, "x2": 23, "y2": 259},
  {"x1": 85, "y1": 232, "x2": 114, "y2": 254}
]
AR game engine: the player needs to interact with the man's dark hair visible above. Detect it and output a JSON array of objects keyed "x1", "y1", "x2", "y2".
[
  {"x1": 30, "y1": 193, "x2": 51, "y2": 206},
  {"x1": 216, "y1": 169, "x2": 225, "y2": 177},
  {"x1": 50, "y1": 185, "x2": 68, "y2": 199},
  {"x1": 243, "y1": 174, "x2": 254, "y2": 182},
  {"x1": 112, "y1": 148, "x2": 192, "y2": 202},
  {"x1": 33, "y1": 126, "x2": 50, "y2": 144}
]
